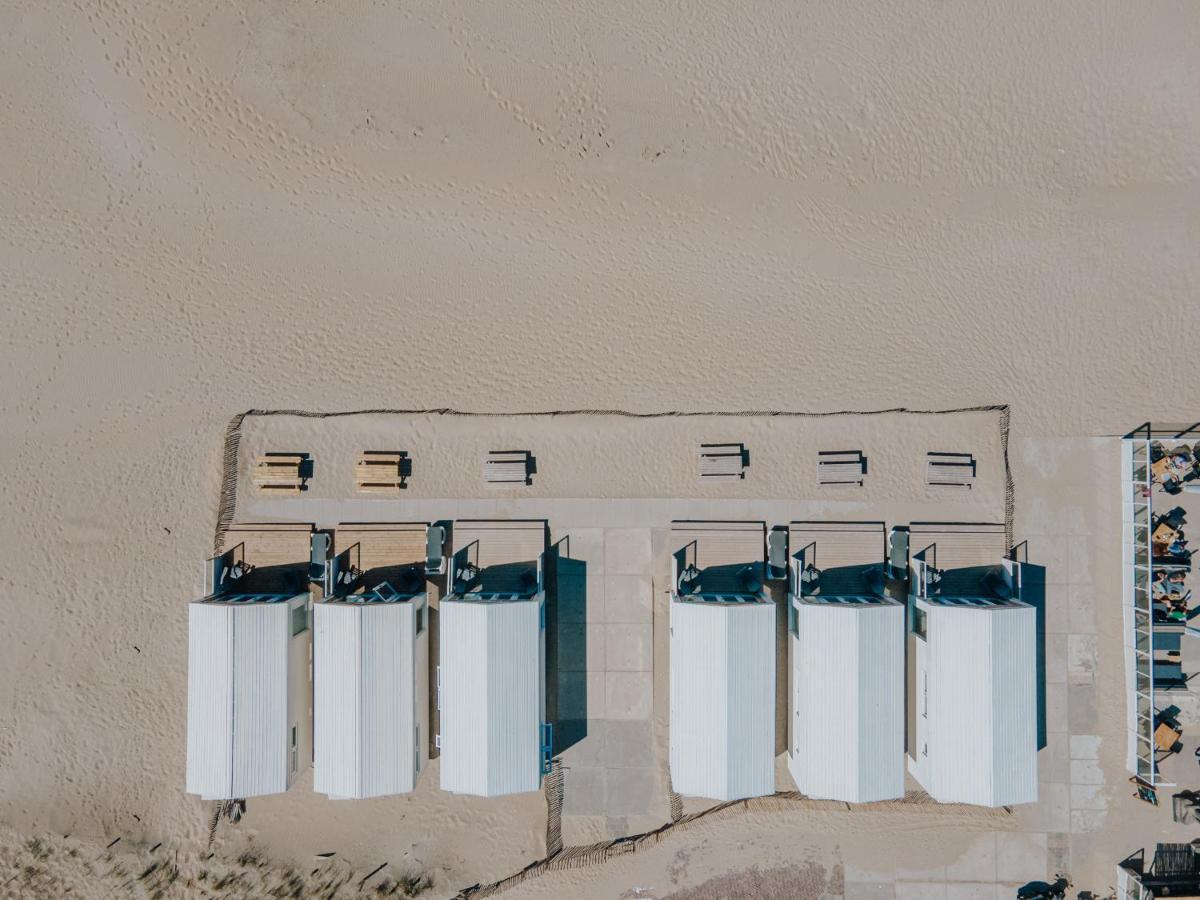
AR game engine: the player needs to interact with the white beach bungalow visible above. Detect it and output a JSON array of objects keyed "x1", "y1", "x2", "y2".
[
  {"x1": 186, "y1": 524, "x2": 315, "y2": 800},
  {"x1": 903, "y1": 522, "x2": 1038, "y2": 807},
  {"x1": 314, "y1": 523, "x2": 431, "y2": 799},
  {"x1": 438, "y1": 520, "x2": 549, "y2": 797},
  {"x1": 669, "y1": 521, "x2": 775, "y2": 802},
  {"x1": 788, "y1": 521, "x2": 904, "y2": 803}
]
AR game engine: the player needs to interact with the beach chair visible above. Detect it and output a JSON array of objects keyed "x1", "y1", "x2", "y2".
[
  {"x1": 697, "y1": 443, "x2": 746, "y2": 480},
  {"x1": 926, "y1": 451, "x2": 976, "y2": 489},
  {"x1": 817, "y1": 450, "x2": 865, "y2": 486},
  {"x1": 309, "y1": 532, "x2": 330, "y2": 583},
  {"x1": 767, "y1": 528, "x2": 788, "y2": 580},
  {"x1": 483, "y1": 450, "x2": 530, "y2": 486},
  {"x1": 426, "y1": 525, "x2": 447, "y2": 576}
]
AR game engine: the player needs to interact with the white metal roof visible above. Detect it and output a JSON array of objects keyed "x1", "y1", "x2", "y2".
[
  {"x1": 669, "y1": 596, "x2": 775, "y2": 801},
  {"x1": 790, "y1": 599, "x2": 904, "y2": 802},
  {"x1": 313, "y1": 598, "x2": 422, "y2": 799},
  {"x1": 438, "y1": 595, "x2": 544, "y2": 796},
  {"x1": 186, "y1": 596, "x2": 305, "y2": 800},
  {"x1": 914, "y1": 599, "x2": 1038, "y2": 806}
]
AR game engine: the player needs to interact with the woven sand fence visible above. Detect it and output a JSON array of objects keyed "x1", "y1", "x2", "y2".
[
  {"x1": 213, "y1": 405, "x2": 1014, "y2": 552},
  {"x1": 454, "y1": 789, "x2": 1013, "y2": 899}
]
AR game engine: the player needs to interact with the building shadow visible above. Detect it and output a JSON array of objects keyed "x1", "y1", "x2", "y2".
[
  {"x1": 1020, "y1": 562, "x2": 1048, "y2": 751},
  {"x1": 547, "y1": 537, "x2": 587, "y2": 755}
]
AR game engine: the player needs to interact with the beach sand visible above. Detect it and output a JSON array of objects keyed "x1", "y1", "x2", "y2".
[{"x1": 0, "y1": 0, "x2": 1198, "y2": 896}]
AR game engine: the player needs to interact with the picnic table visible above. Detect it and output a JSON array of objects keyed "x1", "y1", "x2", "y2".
[{"x1": 1155, "y1": 721, "x2": 1182, "y2": 753}]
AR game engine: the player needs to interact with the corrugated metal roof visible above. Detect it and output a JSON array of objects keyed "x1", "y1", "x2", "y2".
[
  {"x1": 313, "y1": 598, "x2": 421, "y2": 798},
  {"x1": 439, "y1": 595, "x2": 544, "y2": 796},
  {"x1": 186, "y1": 597, "x2": 305, "y2": 800},
  {"x1": 669, "y1": 596, "x2": 775, "y2": 801},
  {"x1": 789, "y1": 599, "x2": 904, "y2": 802},
  {"x1": 912, "y1": 599, "x2": 1038, "y2": 806}
]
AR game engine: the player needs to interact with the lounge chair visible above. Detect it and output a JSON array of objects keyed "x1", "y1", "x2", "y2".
[{"x1": 426, "y1": 525, "x2": 447, "y2": 576}]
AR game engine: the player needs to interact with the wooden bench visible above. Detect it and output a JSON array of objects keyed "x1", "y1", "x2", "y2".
[
  {"x1": 697, "y1": 443, "x2": 746, "y2": 480},
  {"x1": 483, "y1": 451, "x2": 530, "y2": 486},
  {"x1": 355, "y1": 451, "x2": 406, "y2": 494},
  {"x1": 926, "y1": 452, "x2": 976, "y2": 489},
  {"x1": 253, "y1": 454, "x2": 304, "y2": 494},
  {"x1": 817, "y1": 450, "x2": 865, "y2": 486}
]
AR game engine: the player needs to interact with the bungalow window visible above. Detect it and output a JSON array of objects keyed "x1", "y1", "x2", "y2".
[
  {"x1": 291, "y1": 603, "x2": 309, "y2": 636},
  {"x1": 911, "y1": 606, "x2": 927, "y2": 640},
  {"x1": 416, "y1": 603, "x2": 426, "y2": 635}
]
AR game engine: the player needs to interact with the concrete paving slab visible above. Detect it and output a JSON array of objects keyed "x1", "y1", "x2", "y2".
[
  {"x1": 606, "y1": 671, "x2": 653, "y2": 719},
  {"x1": 1068, "y1": 535, "x2": 1093, "y2": 586},
  {"x1": 1070, "y1": 808, "x2": 1108, "y2": 833},
  {"x1": 555, "y1": 573, "x2": 604, "y2": 624},
  {"x1": 1070, "y1": 758, "x2": 1104, "y2": 786},
  {"x1": 995, "y1": 832, "x2": 1047, "y2": 884},
  {"x1": 1069, "y1": 734, "x2": 1101, "y2": 760},
  {"x1": 605, "y1": 529, "x2": 653, "y2": 575},
  {"x1": 945, "y1": 885, "x2": 994, "y2": 900},
  {"x1": 586, "y1": 673, "x2": 606, "y2": 718},
  {"x1": 563, "y1": 766, "x2": 607, "y2": 814},
  {"x1": 944, "y1": 834, "x2": 996, "y2": 882},
  {"x1": 844, "y1": 883, "x2": 895, "y2": 900},
  {"x1": 584, "y1": 624, "x2": 607, "y2": 671},
  {"x1": 1044, "y1": 634, "x2": 1068, "y2": 683},
  {"x1": 555, "y1": 622, "x2": 588, "y2": 671},
  {"x1": 1036, "y1": 536, "x2": 1069, "y2": 586},
  {"x1": 1042, "y1": 582, "x2": 1069, "y2": 633},
  {"x1": 1069, "y1": 782, "x2": 1106, "y2": 810},
  {"x1": 554, "y1": 670, "x2": 588, "y2": 722},
  {"x1": 1067, "y1": 582, "x2": 1096, "y2": 634},
  {"x1": 558, "y1": 721, "x2": 606, "y2": 767},
  {"x1": 1067, "y1": 635, "x2": 1098, "y2": 683},
  {"x1": 1026, "y1": 783, "x2": 1070, "y2": 833},
  {"x1": 604, "y1": 719, "x2": 654, "y2": 768},
  {"x1": 1038, "y1": 731, "x2": 1069, "y2": 783},
  {"x1": 606, "y1": 623, "x2": 652, "y2": 672},
  {"x1": 896, "y1": 884, "x2": 947, "y2": 900},
  {"x1": 606, "y1": 767, "x2": 656, "y2": 816},
  {"x1": 604, "y1": 575, "x2": 653, "y2": 623},
  {"x1": 1044, "y1": 683, "x2": 1068, "y2": 733},
  {"x1": 1067, "y1": 683, "x2": 1098, "y2": 733},
  {"x1": 562, "y1": 528, "x2": 605, "y2": 572},
  {"x1": 583, "y1": 575, "x2": 607, "y2": 622}
]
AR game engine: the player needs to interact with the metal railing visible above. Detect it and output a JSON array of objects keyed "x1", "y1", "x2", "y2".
[{"x1": 1124, "y1": 435, "x2": 1160, "y2": 785}]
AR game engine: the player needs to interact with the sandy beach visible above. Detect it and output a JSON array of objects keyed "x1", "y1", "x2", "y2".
[{"x1": 1, "y1": 0, "x2": 1198, "y2": 897}]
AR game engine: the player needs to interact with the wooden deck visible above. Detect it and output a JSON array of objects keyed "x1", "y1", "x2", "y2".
[
  {"x1": 335, "y1": 522, "x2": 427, "y2": 569},
  {"x1": 219, "y1": 522, "x2": 313, "y2": 593},
  {"x1": 671, "y1": 520, "x2": 765, "y2": 591},
  {"x1": 451, "y1": 519, "x2": 547, "y2": 593},
  {"x1": 908, "y1": 522, "x2": 1008, "y2": 572},
  {"x1": 221, "y1": 522, "x2": 313, "y2": 564},
  {"x1": 334, "y1": 522, "x2": 428, "y2": 593},
  {"x1": 789, "y1": 521, "x2": 885, "y2": 571}
]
